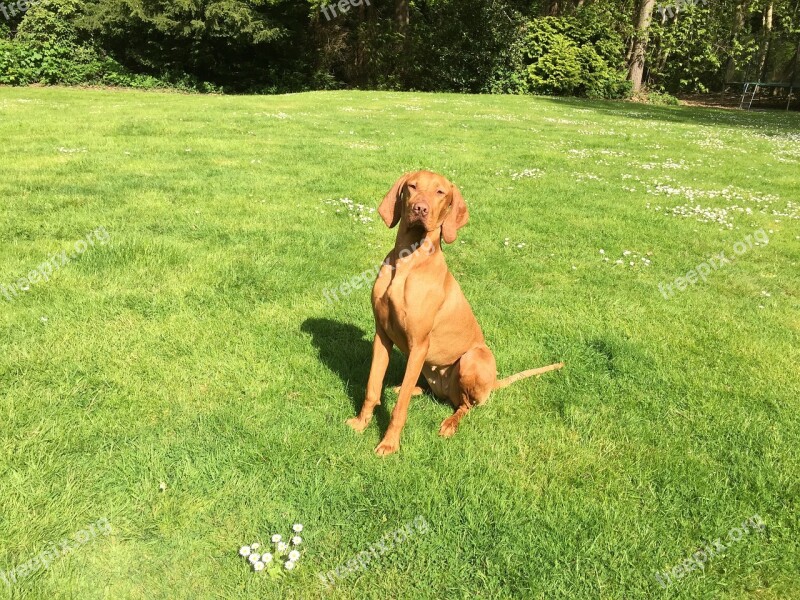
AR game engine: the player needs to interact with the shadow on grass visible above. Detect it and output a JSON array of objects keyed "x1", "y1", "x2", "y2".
[
  {"x1": 301, "y1": 318, "x2": 407, "y2": 436},
  {"x1": 540, "y1": 96, "x2": 800, "y2": 130}
]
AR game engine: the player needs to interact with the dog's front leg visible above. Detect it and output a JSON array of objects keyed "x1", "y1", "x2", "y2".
[
  {"x1": 346, "y1": 328, "x2": 393, "y2": 433},
  {"x1": 375, "y1": 339, "x2": 429, "y2": 456}
]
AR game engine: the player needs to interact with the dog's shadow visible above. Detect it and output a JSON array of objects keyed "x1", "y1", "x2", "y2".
[{"x1": 300, "y1": 318, "x2": 409, "y2": 436}]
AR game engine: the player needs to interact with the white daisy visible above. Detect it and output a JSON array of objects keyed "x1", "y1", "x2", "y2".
[
  {"x1": 277, "y1": 542, "x2": 288, "y2": 552},
  {"x1": 262, "y1": 552, "x2": 273, "y2": 563},
  {"x1": 253, "y1": 561, "x2": 265, "y2": 571},
  {"x1": 291, "y1": 536, "x2": 302, "y2": 546},
  {"x1": 248, "y1": 553, "x2": 261, "y2": 564},
  {"x1": 251, "y1": 543, "x2": 260, "y2": 550},
  {"x1": 289, "y1": 550, "x2": 300, "y2": 561},
  {"x1": 239, "y1": 546, "x2": 251, "y2": 557},
  {"x1": 285, "y1": 560, "x2": 296, "y2": 570},
  {"x1": 271, "y1": 534, "x2": 282, "y2": 543}
]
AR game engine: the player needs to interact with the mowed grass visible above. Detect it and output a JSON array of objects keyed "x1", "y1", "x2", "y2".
[{"x1": 0, "y1": 86, "x2": 798, "y2": 600}]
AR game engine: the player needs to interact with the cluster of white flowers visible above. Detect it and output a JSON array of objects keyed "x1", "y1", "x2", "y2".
[
  {"x1": 239, "y1": 524, "x2": 304, "y2": 576},
  {"x1": 575, "y1": 172, "x2": 602, "y2": 182},
  {"x1": 510, "y1": 168, "x2": 543, "y2": 180},
  {"x1": 637, "y1": 158, "x2": 688, "y2": 170},
  {"x1": 578, "y1": 128, "x2": 646, "y2": 138},
  {"x1": 770, "y1": 200, "x2": 800, "y2": 220},
  {"x1": 746, "y1": 130, "x2": 800, "y2": 164},
  {"x1": 567, "y1": 148, "x2": 626, "y2": 159},
  {"x1": 644, "y1": 183, "x2": 786, "y2": 228},
  {"x1": 503, "y1": 238, "x2": 527, "y2": 249},
  {"x1": 347, "y1": 142, "x2": 381, "y2": 150},
  {"x1": 472, "y1": 113, "x2": 518, "y2": 122},
  {"x1": 254, "y1": 112, "x2": 290, "y2": 119},
  {"x1": 323, "y1": 198, "x2": 376, "y2": 224},
  {"x1": 646, "y1": 183, "x2": 778, "y2": 205},
  {"x1": 599, "y1": 248, "x2": 652, "y2": 268},
  {"x1": 543, "y1": 117, "x2": 580, "y2": 125},
  {"x1": 775, "y1": 149, "x2": 800, "y2": 163},
  {"x1": 691, "y1": 134, "x2": 725, "y2": 149}
]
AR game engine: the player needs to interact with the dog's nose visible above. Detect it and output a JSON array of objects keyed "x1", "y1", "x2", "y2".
[{"x1": 412, "y1": 203, "x2": 429, "y2": 217}]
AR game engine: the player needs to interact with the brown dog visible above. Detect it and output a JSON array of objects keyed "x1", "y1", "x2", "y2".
[{"x1": 346, "y1": 171, "x2": 563, "y2": 455}]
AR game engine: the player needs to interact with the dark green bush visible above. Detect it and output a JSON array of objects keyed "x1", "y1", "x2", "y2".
[
  {"x1": 647, "y1": 2, "x2": 724, "y2": 93},
  {"x1": 0, "y1": 0, "x2": 219, "y2": 90},
  {"x1": 490, "y1": 12, "x2": 630, "y2": 99},
  {"x1": 645, "y1": 90, "x2": 680, "y2": 105}
]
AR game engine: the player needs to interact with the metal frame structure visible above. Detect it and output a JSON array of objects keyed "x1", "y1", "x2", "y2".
[{"x1": 739, "y1": 81, "x2": 796, "y2": 110}]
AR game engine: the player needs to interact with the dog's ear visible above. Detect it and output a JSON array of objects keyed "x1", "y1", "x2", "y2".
[
  {"x1": 378, "y1": 173, "x2": 409, "y2": 229},
  {"x1": 442, "y1": 183, "x2": 469, "y2": 244}
]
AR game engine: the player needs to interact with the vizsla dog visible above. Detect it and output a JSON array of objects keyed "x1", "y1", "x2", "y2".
[{"x1": 346, "y1": 171, "x2": 564, "y2": 455}]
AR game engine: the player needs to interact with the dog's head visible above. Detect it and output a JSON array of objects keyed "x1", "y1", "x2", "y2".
[{"x1": 378, "y1": 170, "x2": 468, "y2": 243}]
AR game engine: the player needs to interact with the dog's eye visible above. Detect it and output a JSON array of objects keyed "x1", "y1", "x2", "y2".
[
  {"x1": 436, "y1": 190, "x2": 445, "y2": 195},
  {"x1": 408, "y1": 183, "x2": 417, "y2": 191}
]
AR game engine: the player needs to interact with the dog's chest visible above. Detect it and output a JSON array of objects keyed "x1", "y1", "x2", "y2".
[{"x1": 372, "y1": 267, "x2": 415, "y2": 351}]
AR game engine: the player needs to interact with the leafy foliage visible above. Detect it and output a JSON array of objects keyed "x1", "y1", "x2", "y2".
[
  {"x1": 647, "y1": 1, "x2": 726, "y2": 93},
  {"x1": 0, "y1": 0, "x2": 798, "y2": 96},
  {"x1": 1, "y1": 0, "x2": 222, "y2": 88},
  {"x1": 490, "y1": 14, "x2": 631, "y2": 98}
]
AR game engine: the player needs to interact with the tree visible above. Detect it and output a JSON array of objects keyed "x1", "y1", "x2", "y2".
[
  {"x1": 628, "y1": 0, "x2": 657, "y2": 91},
  {"x1": 725, "y1": 0, "x2": 752, "y2": 83},
  {"x1": 757, "y1": 1, "x2": 775, "y2": 78}
]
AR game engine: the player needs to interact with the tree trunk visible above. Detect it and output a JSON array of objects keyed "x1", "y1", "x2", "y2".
[
  {"x1": 395, "y1": 0, "x2": 409, "y2": 38},
  {"x1": 757, "y1": 2, "x2": 773, "y2": 81},
  {"x1": 627, "y1": 0, "x2": 657, "y2": 93},
  {"x1": 724, "y1": 0, "x2": 751, "y2": 85},
  {"x1": 393, "y1": 0, "x2": 410, "y2": 84}
]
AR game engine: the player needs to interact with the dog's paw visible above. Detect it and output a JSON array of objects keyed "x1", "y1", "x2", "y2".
[
  {"x1": 390, "y1": 385, "x2": 424, "y2": 396},
  {"x1": 374, "y1": 440, "x2": 399, "y2": 456},
  {"x1": 346, "y1": 417, "x2": 369, "y2": 433},
  {"x1": 438, "y1": 418, "x2": 459, "y2": 438}
]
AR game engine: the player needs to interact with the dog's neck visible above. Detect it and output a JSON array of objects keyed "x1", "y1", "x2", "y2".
[{"x1": 393, "y1": 224, "x2": 442, "y2": 262}]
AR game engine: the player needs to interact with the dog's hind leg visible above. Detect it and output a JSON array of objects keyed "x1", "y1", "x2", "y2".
[{"x1": 439, "y1": 346, "x2": 496, "y2": 438}]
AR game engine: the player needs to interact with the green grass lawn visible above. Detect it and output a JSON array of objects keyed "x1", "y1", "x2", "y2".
[{"x1": 0, "y1": 86, "x2": 798, "y2": 599}]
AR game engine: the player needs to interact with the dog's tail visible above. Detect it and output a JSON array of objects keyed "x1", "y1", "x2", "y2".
[{"x1": 493, "y1": 362, "x2": 564, "y2": 390}]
